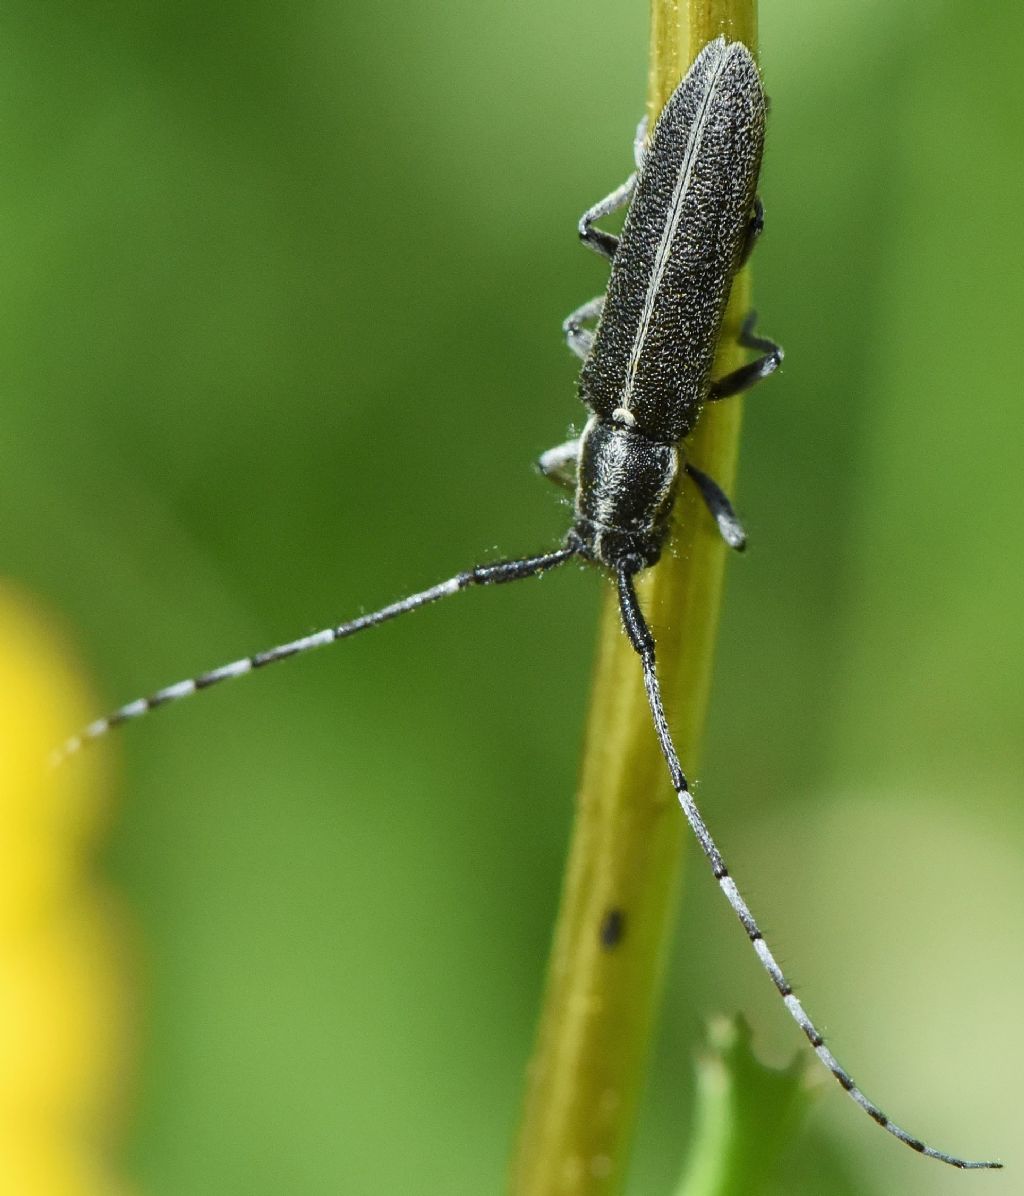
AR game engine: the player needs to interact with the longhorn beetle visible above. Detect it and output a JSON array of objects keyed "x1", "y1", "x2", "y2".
[{"x1": 55, "y1": 38, "x2": 999, "y2": 1170}]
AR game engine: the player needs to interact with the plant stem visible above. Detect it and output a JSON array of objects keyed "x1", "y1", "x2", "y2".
[{"x1": 508, "y1": 2, "x2": 757, "y2": 1192}]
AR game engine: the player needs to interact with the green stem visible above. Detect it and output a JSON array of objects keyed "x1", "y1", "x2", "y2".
[{"x1": 508, "y1": 2, "x2": 757, "y2": 1193}]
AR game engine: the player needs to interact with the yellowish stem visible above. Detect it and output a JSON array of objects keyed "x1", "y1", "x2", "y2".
[{"x1": 509, "y1": 2, "x2": 757, "y2": 1192}]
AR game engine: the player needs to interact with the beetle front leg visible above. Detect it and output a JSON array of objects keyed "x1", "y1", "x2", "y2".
[
  {"x1": 685, "y1": 462, "x2": 746, "y2": 550},
  {"x1": 537, "y1": 438, "x2": 581, "y2": 490}
]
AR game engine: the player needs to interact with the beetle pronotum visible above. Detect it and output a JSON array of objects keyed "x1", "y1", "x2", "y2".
[{"x1": 55, "y1": 38, "x2": 1000, "y2": 1170}]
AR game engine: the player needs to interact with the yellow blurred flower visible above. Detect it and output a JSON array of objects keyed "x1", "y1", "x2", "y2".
[{"x1": 0, "y1": 586, "x2": 133, "y2": 1196}]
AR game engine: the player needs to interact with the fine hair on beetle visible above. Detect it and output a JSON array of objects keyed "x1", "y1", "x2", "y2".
[{"x1": 55, "y1": 38, "x2": 1000, "y2": 1171}]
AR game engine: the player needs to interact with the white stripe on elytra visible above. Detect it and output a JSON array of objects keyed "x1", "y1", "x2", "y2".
[{"x1": 619, "y1": 46, "x2": 729, "y2": 413}]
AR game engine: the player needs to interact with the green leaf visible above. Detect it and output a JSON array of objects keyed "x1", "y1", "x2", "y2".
[{"x1": 674, "y1": 1017, "x2": 811, "y2": 1196}]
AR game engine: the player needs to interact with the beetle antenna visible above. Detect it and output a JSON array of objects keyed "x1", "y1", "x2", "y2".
[
  {"x1": 52, "y1": 545, "x2": 576, "y2": 767},
  {"x1": 615, "y1": 567, "x2": 1000, "y2": 1170}
]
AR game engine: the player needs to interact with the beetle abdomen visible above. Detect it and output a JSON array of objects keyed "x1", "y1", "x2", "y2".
[{"x1": 579, "y1": 38, "x2": 765, "y2": 443}]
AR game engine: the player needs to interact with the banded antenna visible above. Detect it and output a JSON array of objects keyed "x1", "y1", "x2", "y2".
[
  {"x1": 50, "y1": 547, "x2": 575, "y2": 766},
  {"x1": 52, "y1": 35, "x2": 1000, "y2": 1171},
  {"x1": 53, "y1": 548, "x2": 1002, "y2": 1170}
]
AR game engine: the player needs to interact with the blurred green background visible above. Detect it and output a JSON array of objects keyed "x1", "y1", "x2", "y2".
[{"x1": 3, "y1": 1, "x2": 1022, "y2": 1192}]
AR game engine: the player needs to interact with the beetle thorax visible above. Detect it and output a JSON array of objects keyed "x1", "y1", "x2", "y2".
[{"x1": 570, "y1": 414, "x2": 679, "y2": 570}]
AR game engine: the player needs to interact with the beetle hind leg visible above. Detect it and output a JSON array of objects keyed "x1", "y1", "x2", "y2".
[
  {"x1": 578, "y1": 174, "x2": 636, "y2": 260},
  {"x1": 576, "y1": 112, "x2": 647, "y2": 260},
  {"x1": 738, "y1": 196, "x2": 765, "y2": 266}
]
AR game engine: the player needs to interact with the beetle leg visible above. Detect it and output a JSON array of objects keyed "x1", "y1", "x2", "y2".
[
  {"x1": 537, "y1": 438, "x2": 581, "y2": 490},
  {"x1": 709, "y1": 310, "x2": 783, "y2": 400},
  {"x1": 738, "y1": 195, "x2": 764, "y2": 266},
  {"x1": 633, "y1": 114, "x2": 649, "y2": 170},
  {"x1": 562, "y1": 295, "x2": 605, "y2": 361},
  {"x1": 576, "y1": 113, "x2": 646, "y2": 260},
  {"x1": 578, "y1": 171, "x2": 636, "y2": 260},
  {"x1": 685, "y1": 463, "x2": 746, "y2": 550}
]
